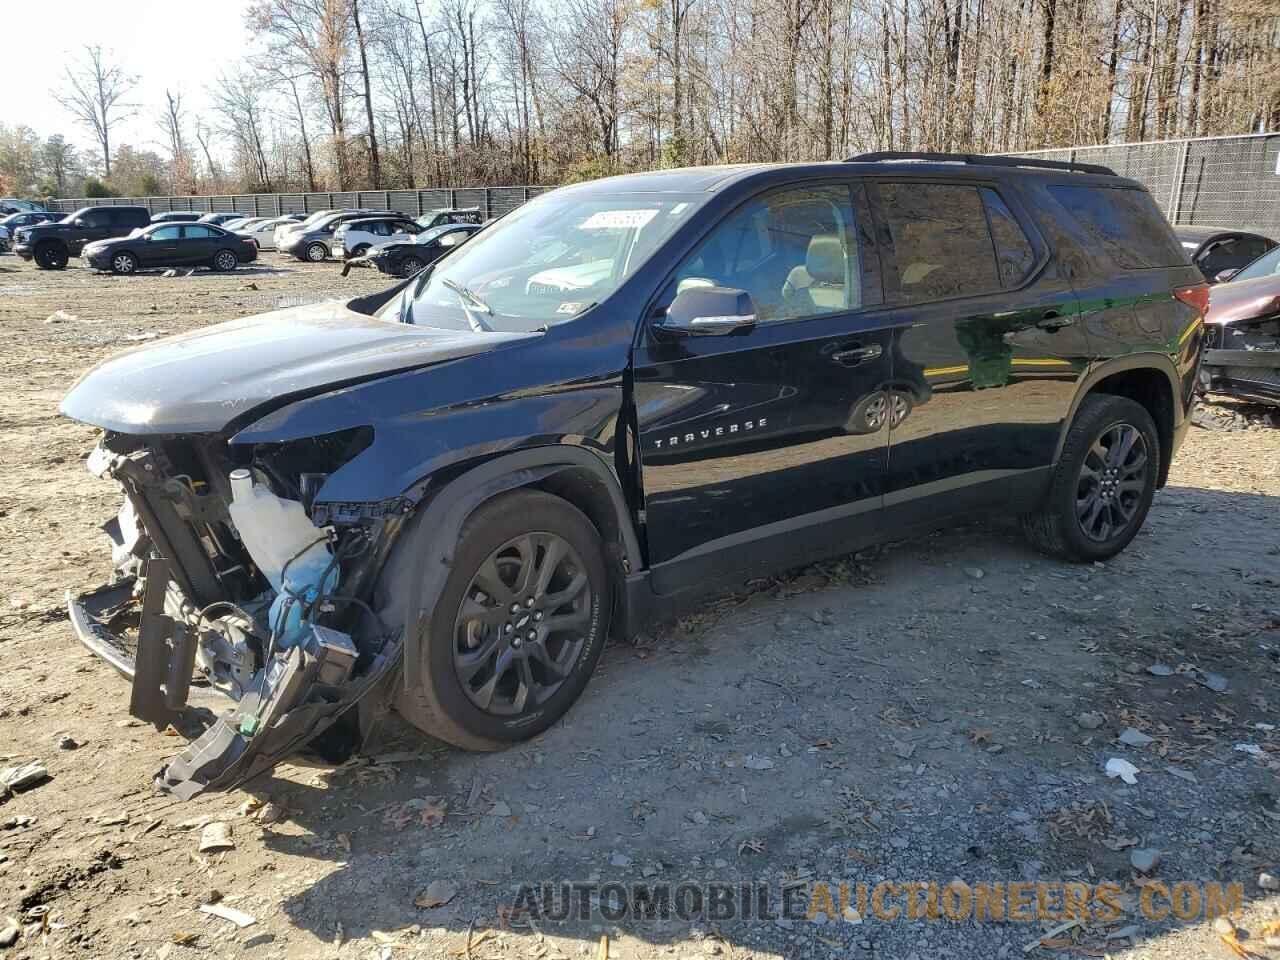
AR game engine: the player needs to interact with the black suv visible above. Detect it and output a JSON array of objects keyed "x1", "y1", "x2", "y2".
[
  {"x1": 15, "y1": 205, "x2": 151, "y2": 269},
  {"x1": 61, "y1": 154, "x2": 1207, "y2": 797}
]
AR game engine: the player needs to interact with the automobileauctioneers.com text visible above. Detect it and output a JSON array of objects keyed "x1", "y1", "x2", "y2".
[{"x1": 509, "y1": 879, "x2": 1245, "y2": 924}]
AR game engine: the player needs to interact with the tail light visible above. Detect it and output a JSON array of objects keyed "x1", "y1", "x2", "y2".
[{"x1": 1173, "y1": 283, "x2": 1210, "y2": 317}]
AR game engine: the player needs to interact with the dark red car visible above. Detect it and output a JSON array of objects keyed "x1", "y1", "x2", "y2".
[{"x1": 1200, "y1": 245, "x2": 1280, "y2": 405}]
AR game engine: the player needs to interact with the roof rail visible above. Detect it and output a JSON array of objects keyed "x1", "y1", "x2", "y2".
[{"x1": 845, "y1": 151, "x2": 1117, "y2": 177}]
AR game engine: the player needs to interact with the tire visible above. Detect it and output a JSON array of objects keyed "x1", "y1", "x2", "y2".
[
  {"x1": 845, "y1": 391, "x2": 892, "y2": 435},
  {"x1": 110, "y1": 251, "x2": 138, "y2": 275},
  {"x1": 395, "y1": 490, "x2": 610, "y2": 750},
  {"x1": 351, "y1": 243, "x2": 370, "y2": 258},
  {"x1": 213, "y1": 249, "x2": 238, "y2": 271},
  {"x1": 34, "y1": 242, "x2": 67, "y2": 270},
  {"x1": 398, "y1": 255, "x2": 426, "y2": 278},
  {"x1": 305, "y1": 242, "x2": 328, "y2": 262},
  {"x1": 1022, "y1": 394, "x2": 1160, "y2": 562}
]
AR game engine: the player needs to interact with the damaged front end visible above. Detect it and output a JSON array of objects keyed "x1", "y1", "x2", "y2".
[
  {"x1": 1200, "y1": 314, "x2": 1280, "y2": 405},
  {"x1": 68, "y1": 428, "x2": 411, "y2": 799}
]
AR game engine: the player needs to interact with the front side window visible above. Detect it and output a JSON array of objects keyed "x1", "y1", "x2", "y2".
[
  {"x1": 150, "y1": 225, "x2": 182, "y2": 240},
  {"x1": 878, "y1": 182, "x2": 1000, "y2": 302},
  {"x1": 383, "y1": 189, "x2": 705, "y2": 333},
  {"x1": 437, "y1": 229, "x2": 470, "y2": 248},
  {"x1": 672, "y1": 184, "x2": 861, "y2": 323}
]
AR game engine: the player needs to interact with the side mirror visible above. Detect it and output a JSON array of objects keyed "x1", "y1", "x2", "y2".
[
  {"x1": 73, "y1": 218, "x2": 85, "y2": 227},
  {"x1": 658, "y1": 286, "x2": 756, "y2": 336},
  {"x1": 1214, "y1": 268, "x2": 1238, "y2": 283}
]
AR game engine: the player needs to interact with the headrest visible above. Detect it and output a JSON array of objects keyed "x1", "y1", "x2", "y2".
[{"x1": 807, "y1": 235, "x2": 845, "y2": 284}]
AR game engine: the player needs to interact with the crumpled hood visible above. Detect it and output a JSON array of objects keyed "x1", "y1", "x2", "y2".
[
  {"x1": 1205, "y1": 274, "x2": 1280, "y2": 326},
  {"x1": 60, "y1": 299, "x2": 534, "y2": 434}
]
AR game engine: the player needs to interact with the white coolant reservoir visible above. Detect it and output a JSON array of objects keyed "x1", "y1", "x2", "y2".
[{"x1": 228, "y1": 468, "x2": 338, "y2": 646}]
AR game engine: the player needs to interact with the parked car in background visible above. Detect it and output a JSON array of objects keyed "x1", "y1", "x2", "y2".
[
  {"x1": 198, "y1": 212, "x2": 252, "y2": 227},
  {"x1": 151, "y1": 212, "x2": 205, "y2": 223},
  {"x1": 60, "y1": 154, "x2": 1206, "y2": 796},
  {"x1": 1200, "y1": 244, "x2": 1280, "y2": 405},
  {"x1": 235, "y1": 217, "x2": 297, "y2": 251},
  {"x1": 1175, "y1": 226, "x2": 1276, "y2": 284},
  {"x1": 13, "y1": 205, "x2": 151, "y2": 269},
  {"x1": 82, "y1": 222, "x2": 257, "y2": 275},
  {"x1": 342, "y1": 222, "x2": 481, "y2": 277},
  {"x1": 281, "y1": 210, "x2": 391, "y2": 261},
  {"x1": 332, "y1": 214, "x2": 423, "y2": 259},
  {"x1": 272, "y1": 209, "x2": 349, "y2": 252},
  {"x1": 0, "y1": 198, "x2": 47, "y2": 214},
  {"x1": 418, "y1": 206, "x2": 483, "y2": 228},
  {"x1": 0, "y1": 210, "x2": 61, "y2": 251}
]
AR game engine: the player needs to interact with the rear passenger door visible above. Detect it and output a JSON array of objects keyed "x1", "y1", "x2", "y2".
[
  {"x1": 869, "y1": 179, "x2": 1089, "y2": 523},
  {"x1": 180, "y1": 225, "x2": 219, "y2": 264},
  {"x1": 633, "y1": 180, "x2": 895, "y2": 592}
]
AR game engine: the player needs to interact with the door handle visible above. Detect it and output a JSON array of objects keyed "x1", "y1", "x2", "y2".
[
  {"x1": 830, "y1": 344, "x2": 883, "y2": 366},
  {"x1": 1036, "y1": 312, "x2": 1074, "y2": 332}
]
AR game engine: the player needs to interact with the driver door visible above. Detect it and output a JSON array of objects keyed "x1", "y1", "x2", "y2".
[{"x1": 632, "y1": 181, "x2": 894, "y2": 594}]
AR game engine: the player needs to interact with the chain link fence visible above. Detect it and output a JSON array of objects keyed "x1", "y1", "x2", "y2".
[
  {"x1": 1013, "y1": 132, "x2": 1280, "y2": 235},
  {"x1": 45, "y1": 185, "x2": 553, "y2": 220},
  {"x1": 48, "y1": 133, "x2": 1280, "y2": 235}
]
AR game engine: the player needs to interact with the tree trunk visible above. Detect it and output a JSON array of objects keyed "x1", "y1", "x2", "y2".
[{"x1": 352, "y1": 0, "x2": 381, "y2": 188}]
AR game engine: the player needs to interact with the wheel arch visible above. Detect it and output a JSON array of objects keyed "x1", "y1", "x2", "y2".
[
  {"x1": 389, "y1": 446, "x2": 642, "y2": 690},
  {"x1": 1060, "y1": 355, "x2": 1179, "y2": 487}
]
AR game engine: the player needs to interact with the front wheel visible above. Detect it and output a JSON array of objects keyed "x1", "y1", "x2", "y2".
[
  {"x1": 111, "y1": 251, "x2": 138, "y2": 275},
  {"x1": 1022, "y1": 394, "x2": 1159, "y2": 562},
  {"x1": 213, "y1": 249, "x2": 238, "y2": 271},
  {"x1": 395, "y1": 490, "x2": 610, "y2": 750},
  {"x1": 305, "y1": 242, "x2": 328, "y2": 262},
  {"x1": 35, "y1": 242, "x2": 67, "y2": 270}
]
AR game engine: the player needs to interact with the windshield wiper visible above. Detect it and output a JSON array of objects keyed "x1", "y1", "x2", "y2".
[{"x1": 440, "y1": 277, "x2": 494, "y2": 333}]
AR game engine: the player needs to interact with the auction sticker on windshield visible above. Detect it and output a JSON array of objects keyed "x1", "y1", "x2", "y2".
[{"x1": 579, "y1": 209, "x2": 659, "y2": 230}]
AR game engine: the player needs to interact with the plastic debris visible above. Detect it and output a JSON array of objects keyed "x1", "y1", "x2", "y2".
[{"x1": 1104, "y1": 758, "x2": 1139, "y2": 785}]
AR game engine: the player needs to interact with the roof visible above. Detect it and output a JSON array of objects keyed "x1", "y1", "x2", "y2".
[{"x1": 559, "y1": 157, "x2": 1140, "y2": 197}]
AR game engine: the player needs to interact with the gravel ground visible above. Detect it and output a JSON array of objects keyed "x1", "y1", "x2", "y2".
[{"x1": 0, "y1": 252, "x2": 1277, "y2": 960}]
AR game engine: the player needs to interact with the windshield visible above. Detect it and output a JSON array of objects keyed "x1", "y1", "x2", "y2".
[
  {"x1": 1233, "y1": 246, "x2": 1280, "y2": 283},
  {"x1": 379, "y1": 190, "x2": 704, "y2": 333}
]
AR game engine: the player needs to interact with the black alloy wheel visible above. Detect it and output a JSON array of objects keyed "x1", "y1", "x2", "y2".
[
  {"x1": 213, "y1": 249, "x2": 238, "y2": 271},
  {"x1": 452, "y1": 532, "x2": 593, "y2": 716},
  {"x1": 1074, "y1": 422, "x2": 1149, "y2": 542}
]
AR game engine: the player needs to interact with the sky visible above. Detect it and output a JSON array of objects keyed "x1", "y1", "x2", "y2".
[{"x1": 0, "y1": 0, "x2": 254, "y2": 162}]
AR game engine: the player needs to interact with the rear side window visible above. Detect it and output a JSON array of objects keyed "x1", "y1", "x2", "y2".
[
  {"x1": 979, "y1": 188, "x2": 1036, "y2": 287},
  {"x1": 1048, "y1": 185, "x2": 1186, "y2": 269},
  {"x1": 878, "y1": 182, "x2": 1000, "y2": 302}
]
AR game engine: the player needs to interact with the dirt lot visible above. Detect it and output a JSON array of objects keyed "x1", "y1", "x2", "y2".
[{"x1": 1, "y1": 253, "x2": 1278, "y2": 960}]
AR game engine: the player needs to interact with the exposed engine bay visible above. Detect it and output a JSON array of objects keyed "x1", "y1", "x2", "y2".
[
  {"x1": 1201, "y1": 315, "x2": 1280, "y2": 405},
  {"x1": 67, "y1": 429, "x2": 409, "y2": 798}
]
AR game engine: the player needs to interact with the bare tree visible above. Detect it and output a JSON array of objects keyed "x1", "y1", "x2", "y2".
[{"x1": 54, "y1": 46, "x2": 137, "y2": 177}]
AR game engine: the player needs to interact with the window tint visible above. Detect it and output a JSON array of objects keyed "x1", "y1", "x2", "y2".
[
  {"x1": 878, "y1": 182, "x2": 1000, "y2": 302},
  {"x1": 1198, "y1": 234, "x2": 1271, "y2": 277},
  {"x1": 183, "y1": 225, "x2": 217, "y2": 239},
  {"x1": 673, "y1": 184, "x2": 861, "y2": 323},
  {"x1": 437, "y1": 230, "x2": 470, "y2": 247},
  {"x1": 1048, "y1": 185, "x2": 1185, "y2": 268},
  {"x1": 79, "y1": 209, "x2": 112, "y2": 228},
  {"x1": 150, "y1": 225, "x2": 182, "y2": 240},
  {"x1": 980, "y1": 187, "x2": 1037, "y2": 287}
]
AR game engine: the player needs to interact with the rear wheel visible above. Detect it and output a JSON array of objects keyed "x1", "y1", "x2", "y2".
[
  {"x1": 1022, "y1": 394, "x2": 1159, "y2": 561},
  {"x1": 395, "y1": 490, "x2": 610, "y2": 750},
  {"x1": 35, "y1": 242, "x2": 67, "y2": 270},
  {"x1": 398, "y1": 255, "x2": 426, "y2": 278},
  {"x1": 213, "y1": 249, "x2": 238, "y2": 271},
  {"x1": 306, "y1": 242, "x2": 328, "y2": 262},
  {"x1": 111, "y1": 251, "x2": 138, "y2": 275}
]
